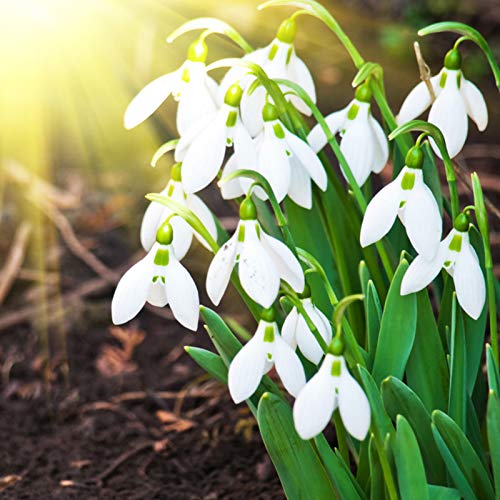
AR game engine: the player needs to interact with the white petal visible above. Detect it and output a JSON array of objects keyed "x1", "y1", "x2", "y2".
[
  {"x1": 187, "y1": 194, "x2": 218, "y2": 251},
  {"x1": 147, "y1": 280, "x2": 168, "y2": 307},
  {"x1": 260, "y1": 232, "x2": 304, "y2": 293},
  {"x1": 170, "y1": 215, "x2": 193, "y2": 261},
  {"x1": 340, "y1": 109, "x2": 376, "y2": 186},
  {"x1": 404, "y1": 180, "x2": 442, "y2": 259},
  {"x1": 164, "y1": 255, "x2": 199, "y2": 331},
  {"x1": 175, "y1": 114, "x2": 214, "y2": 162},
  {"x1": 360, "y1": 178, "x2": 402, "y2": 247},
  {"x1": 307, "y1": 109, "x2": 346, "y2": 153},
  {"x1": 140, "y1": 200, "x2": 169, "y2": 251},
  {"x1": 111, "y1": 256, "x2": 153, "y2": 324},
  {"x1": 293, "y1": 359, "x2": 337, "y2": 439},
  {"x1": 454, "y1": 240, "x2": 486, "y2": 319},
  {"x1": 238, "y1": 239, "x2": 280, "y2": 308},
  {"x1": 274, "y1": 336, "x2": 306, "y2": 397},
  {"x1": 400, "y1": 249, "x2": 446, "y2": 295},
  {"x1": 368, "y1": 116, "x2": 389, "y2": 174},
  {"x1": 257, "y1": 131, "x2": 291, "y2": 203},
  {"x1": 287, "y1": 53, "x2": 316, "y2": 115},
  {"x1": 284, "y1": 129, "x2": 327, "y2": 191},
  {"x1": 241, "y1": 84, "x2": 266, "y2": 137},
  {"x1": 396, "y1": 75, "x2": 440, "y2": 125},
  {"x1": 220, "y1": 153, "x2": 245, "y2": 199},
  {"x1": 429, "y1": 85, "x2": 468, "y2": 158},
  {"x1": 461, "y1": 78, "x2": 488, "y2": 132},
  {"x1": 181, "y1": 115, "x2": 227, "y2": 193},
  {"x1": 287, "y1": 157, "x2": 313, "y2": 209},
  {"x1": 124, "y1": 71, "x2": 178, "y2": 129},
  {"x1": 228, "y1": 336, "x2": 267, "y2": 404},
  {"x1": 338, "y1": 368, "x2": 371, "y2": 441},
  {"x1": 281, "y1": 307, "x2": 299, "y2": 349},
  {"x1": 233, "y1": 122, "x2": 258, "y2": 170},
  {"x1": 206, "y1": 234, "x2": 238, "y2": 306},
  {"x1": 177, "y1": 77, "x2": 217, "y2": 136}
]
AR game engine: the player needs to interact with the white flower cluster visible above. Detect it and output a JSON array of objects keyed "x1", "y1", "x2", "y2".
[{"x1": 111, "y1": 19, "x2": 489, "y2": 443}]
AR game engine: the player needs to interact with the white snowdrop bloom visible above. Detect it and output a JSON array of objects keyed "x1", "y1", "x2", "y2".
[
  {"x1": 124, "y1": 39, "x2": 217, "y2": 135},
  {"x1": 174, "y1": 83, "x2": 257, "y2": 194},
  {"x1": 308, "y1": 84, "x2": 389, "y2": 186},
  {"x1": 360, "y1": 145, "x2": 442, "y2": 259},
  {"x1": 220, "y1": 103, "x2": 327, "y2": 209},
  {"x1": 112, "y1": 222, "x2": 199, "y2": 331},
  {"x1": 140, "y1": 163, "x2": 217, "y2": 258},
  {"x1": 293, "y1": 352, "x2": 371, "y2": 440},
  {"x1": 401, "y1": 213, "x2": 486, "y2": 320},
  {"x1": 206, "y1": 197, "x2": 304, "y2": 308},
  {"x1": 397, "y1": 48, "x2": 488, "y2": 159},
  {"x1": 281, "y1": 290, "x2": 332, "y2": 365},
  {"x1": 219, "y1": 18, "x2": 316, "y2": 137},
  {"x1": 228, "y1": 310, "x2": 306, "y2": 403}
]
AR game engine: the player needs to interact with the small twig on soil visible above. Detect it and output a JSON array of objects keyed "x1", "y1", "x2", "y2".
[
  {"x1": 414, "y1": 41, "x2": 436, "y2": 102},
  {"x1": 111, "y1": 387, "x2": 220, "y2": 404},
  {"x1": 0, "y1": 222, "x2": 32, "y2": 305}
]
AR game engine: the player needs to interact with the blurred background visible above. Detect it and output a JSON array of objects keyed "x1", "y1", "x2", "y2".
[{"x1": 0, "y1": 0, "x2": 499, "y2": 497}]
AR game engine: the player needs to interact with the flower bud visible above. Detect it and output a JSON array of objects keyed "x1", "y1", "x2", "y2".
[
  {"x1": 453, "y1": 212, "x2": 470, "y2": 232},
  {"x1": 355, "y1": 83, "x2": 372, "y2": 103},
  {"x1": 262, "y1": 102, "x2": 279, "y2": 122},
  {"x1": 405, "y1": 145, "x2": 424, "y2": 169},
  {"x1": 261, "y1": 307, "x2": 276, "y2": 322},
  {"x1": 187, "y1": 39, "x2": 208, "y2": 63},
  {"x1": 276, "y1": 18, "x2": 297, "y2": 44},
  {"x1": 156, "y1": 221, "x2": 174, "y2": 245},
  {"x1": 171, "y1": 162, "x2": 182, "y2": 182},
  {"x1": 328, "y1": 336, "x2": 345, "y2": 356},
  {"x1": 444, "y1": 49, "x2": 462, "y2": 70},
  {"x1": 224, "y1": 84, "x2": 243, "y2": 107},
  {"x1": 239, "y1": 197, "x2": 257, "y2": 220}
]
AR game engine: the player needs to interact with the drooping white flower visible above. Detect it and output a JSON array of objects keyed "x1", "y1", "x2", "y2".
[
  {"x1": 206, "y1": 197, "x2": 304, "y2": 308},
  {"x1": 401, "y1": 214, "x2": 486, "y2": 319},
  {"x1": 360, "y1": 145, "x2": 442, "y2": 259},
  {"x1": 293, "y1": 353, "x2": 371, "y2": 440},
  {"x1": 173, "y1": 83, "x2": 256, "y2": 194},
  {"x1": 219, "y1": 18, "x2": 316, "y2": 137},
  {"x1": 220, "y1": 103, "x2": 327, "y2": 209},
  {"x1": 282, "y1": 292, "x2": 332, "y2": 365},
  {"x1": 228, "y1": 311, "x2": 306, "y2": 403},
  {"x1": 124, "y1": 39, "x2": 218, "y2": 135},
  {"x1": 397, "y1": 48, "x2": 488, "y2": 158},
  {"x1": 141, "y1": 163, "x2": 218, "y2": 258},
  {"x1": 112, "y1": 222, "x2": 199, "y2": 330},
  {"x1": 308, "y1": 84, "x2": 389, "y2": 186}
]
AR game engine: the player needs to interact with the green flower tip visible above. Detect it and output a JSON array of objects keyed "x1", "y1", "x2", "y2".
[
  {"x1": 224, "y1": 84, "x2": 243, "y2": 107},
  {"x1": 298, "y1": 283, "x2": 311, "y2": 299},
  {"x1": 276, "y1": 18, "x2": 297, "y2": 44},
  {"x1": 262, "y1": 102, "x2": 279, "y2": 122},
  {"x1": 171, "y1": 162, "x2": 182, "y2": 182},
  {"x1": 156, "y1": 221, "x2": 174, "y2": 245},
  {"x1": 405, "y1": 145, "x2": 424, "y2": 169},
  {"x1": 187, "y1": 38, "x2": 208, "y2": 63},
  {"x1": 454, "y1": 212, "x2": 470, "y2": 232},
  {"x1": 328, "y1": 336, "x2": 345, "y2": 356},
  {"x1": 355, "y1": 83, "x2": 372, "y2": 103},
  {"x1": 261, "y1": 307, "x2": 276, "y2": 322},
  {"x1": 444, "y1": 48, "x2": 462, "y2": 70},
  {"x1": 239, "y1": 196, "x2": 257, "y2": 220}
]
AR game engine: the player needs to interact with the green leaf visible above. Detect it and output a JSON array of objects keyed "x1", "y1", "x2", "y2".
[
  {"x1": 406, "y1": 290, "x2": 449, "y2": 412},
  {"x1": 395, "y1": 415, "x2": 429, "y2": 500},
  {"x1": 427, "y1": 485, "x2": 461, "y2": 499},
  {"x1": 184, "y1": 346, "x2": 227, "y2": 383},
  {"x1": 368, "y1": 435, "x2": 384, "y2": 500},
  {"x1": 487, "y1": 390, "x2": 500, "y2": 495},
  {"x1": 364, "y1": 281, "x2": 382, "y2": 368},
  {"x1": 381, "y1": 377, "x2": 446, "y2": 484},
  {"x1": 431, "y1": 410, "x2": 495, "y2": 500},
  {"x1": 448, "y1": 295, "x2": 467, "y2": 430},
  {"x1": 257, "y1": 393, "x2": 336, "y2": 499},
  {"x1": 372, "y1": 258, "x2": 417, "y2": 384},
  {"x1": 313, "y1": 434, "x2": 365, "y2": 499},
  {"x1": 486, "y1": 344, "x2": 500, "y2": 393}
]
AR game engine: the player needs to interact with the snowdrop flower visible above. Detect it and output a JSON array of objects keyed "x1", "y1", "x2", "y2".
[
  {"x1": 308, "y1": 84, "x2": 389, "y2": 186},
  {"x1": 219, "y1": 18, "x2": 316, "y2": 137},
  {"x1": 360, "y1": 145, "x2": 442, "y2": 259},
  {"x1": 294, "y1": 346, "x2": 371, "y2": 441},
  {"x1": 174, "y1": 83, "x2": 256, "y2": 194},
  {"x1": 397, "y1": 48, "x2": 488, "y2": 158},
  {"x1": 401, "y1": 213, "x2": 486, "y2": 319},
  {"x1": 229, "y1": 308, "x2": 306, "y2": 403},
  {"x1": 206, "y1": 197, "x2": 304, "y2": 308},
  {"x1": 112, "y1": 222, "x2": 199, "y2": 330},
  {"x1": 124, "y1": 39, "x2": 217, "y2": 135},
  {"x1": 140, "y1": 163, "x2": 217, "y2": 258},
  {"x1": 221, "y1": 103, "x2": 327, "y2": 209},
  {"x1": 282, "y1": 286, "x2": 332, "y2": 365}
]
